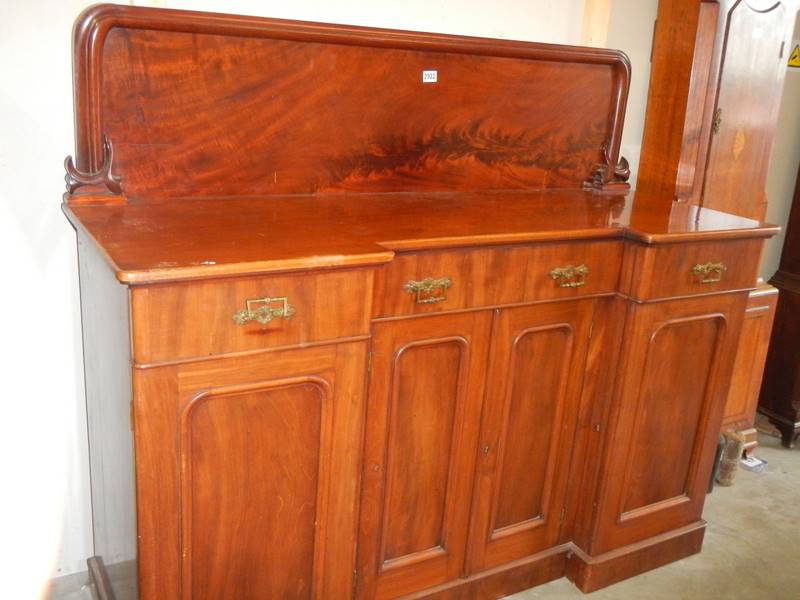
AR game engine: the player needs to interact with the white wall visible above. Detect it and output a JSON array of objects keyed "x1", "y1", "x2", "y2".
[
  {"x1": 153, "y1": 0, "x2": 587, "y2": 42},
  {"x1": 0, "y1": 0, "x2": 600, "y2": 592},
  {"x1": 0, "y1": 1, "x2": 95, "y2": 595},
  {"x1": 762, "y1": 13, "x2": 800, "y2": 279},
  {"x1": 606, "y1": 0, "x2": 659, "y2": 187}
]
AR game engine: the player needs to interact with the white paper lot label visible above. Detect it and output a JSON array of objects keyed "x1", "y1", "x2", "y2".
[{"x1": 422, "y1": 70, "x2": 438, "y2": 83}]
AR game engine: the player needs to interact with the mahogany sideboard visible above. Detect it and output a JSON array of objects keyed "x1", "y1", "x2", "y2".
[{"x1": 63, "y1": 5, "x2": 778, "y2": 599}]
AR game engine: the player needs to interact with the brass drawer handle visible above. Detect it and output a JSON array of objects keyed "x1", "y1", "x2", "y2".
[
  {"x1": 404, "y1": 277, "x2": 452, "y2": 304},
  {"x1": 232, "y1": 296, "x2": 296, "y2": 325},
  {"x1": 692, "y1": 262, "x2": 727, "y2": 284},
  {"x1": 550, "y1": 264, "x2": 589, "y2": 288}
]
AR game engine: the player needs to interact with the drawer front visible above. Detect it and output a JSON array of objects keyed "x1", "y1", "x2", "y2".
[
  {"x1": 131, "y1": 269, "x2": 373, "y2": 363},
  {"x1": 373, "y1": 241, "x2": 622, "y2": 318},
  {"x1": 621, "y1": 239, "x2": 763, "y2": 301}
]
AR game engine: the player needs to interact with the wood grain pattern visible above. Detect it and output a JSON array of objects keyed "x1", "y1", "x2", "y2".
[
  {"x1": 700, "y1": 0, "x2": 796, "y2": 220},
  {"x1": 564, "y1": 296, "x2": 629, "y2": 554},
  {"x1": 619, "y1": 238, "x2": 764, "y2": 301},
  {"x1": 620, "y1": 316, "x2": 720, "y2": 514},
  {"x1": 133, "y1": 342, "x2": 367, "y2": 599},
  {"x1": 467, "y1": 301, "x2": 593, "y2": 573},
  {"x1": 374, "y1": 241, "x2": 621, "y2": 318},
  {"x1": 567, "y1": 522, "x2": 705, "y2": 593},
  {"x1": 70, "y1": 4, "x2": 630, "y2": 199},
  {"x1": 721, "y1": 284, "x2": 777, "y2": 435},
  {"x1": 382, "y1": 340, "x2": 463, "y2": 562},
  {"x1": 675, "y1": 1, "x2": 720, "y2": 200},
  {"x1": 63, "y1": 192, "x2": 777, "y2": 284},
  {"x1": 132, "y1": 366, "x2": 181, "y2": 599},
  {"x1": 357, "y1": 312, "x2": 491, "y2": 599},
  {"x1": 635, "y1": 0, "x2": 705, "y2": 199},
  {"x1": 589, "y1": 293, "x2": 745, "y2": 554},
  {"x1": 638, "y1": 0, "x2": 798, "y2": 217},
  {"x1": 182, "y1": 381, "x2": 325, "y2": 599},
  {"x1": 406, "y1": 547, "x2": 567, "y2": 599},
  {"x1": 130, "y1": 268, "x2": 372, "y2": 364}
]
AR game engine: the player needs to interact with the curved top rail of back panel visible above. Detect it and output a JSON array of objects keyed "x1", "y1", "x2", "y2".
[{"x1": 68, "y1": 3, "x2": 631, "y2": 201}]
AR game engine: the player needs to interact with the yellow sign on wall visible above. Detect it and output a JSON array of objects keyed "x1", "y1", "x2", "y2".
[{"x1": 789, "y1": 42, "x2": 800, "y2": 69}]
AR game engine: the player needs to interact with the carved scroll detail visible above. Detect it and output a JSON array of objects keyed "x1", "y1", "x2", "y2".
[
  {"x1": 64, "y1": 135, "x2": 123, "y2": 196},
  {"x1": 583, "y1": 142, "x2": 630, "y2": 192}
]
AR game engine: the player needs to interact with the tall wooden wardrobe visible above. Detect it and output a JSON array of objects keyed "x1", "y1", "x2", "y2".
[{"x1": 636, "y1": 0, "x2": 798, "y2": 453}]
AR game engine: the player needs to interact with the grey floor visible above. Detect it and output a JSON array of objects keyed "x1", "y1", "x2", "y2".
[
  {"x1": 50, "y1": 433, "x2": 797, "y2": 600},
  {"x1": 508, "y1": 433, "x2": 799, "y2": 600}
]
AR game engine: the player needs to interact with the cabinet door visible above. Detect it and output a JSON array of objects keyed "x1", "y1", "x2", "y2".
[
  {"x1": 356, "y1": 312, "x2": 492, "y2": 599},
  {"x1": 134, "y1": 342, "x2": 367, "y2": 600},
  {"x1": 467, "y1": 300, "x2": 594, "y2": 572},
  {"x1": 701, "y1": 0, "x2": 794, "y2": 219},
  {"x1": 591, "y1": 294, "x2": 746, "y2": 553}
]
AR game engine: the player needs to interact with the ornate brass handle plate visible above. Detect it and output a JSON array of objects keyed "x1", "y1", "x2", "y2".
[
  {"x1": 233, "y1": 296, "x2": 296, "y2": 325},
  {"x1": 404, "y1": 277, "x2": 452, "y2": 304},
  {"x1": 692, "y1": 262, "x2": 727, "y2": 284},
  {"x1": 550, "y1": 264, "x2": 589, "y2": 288}
]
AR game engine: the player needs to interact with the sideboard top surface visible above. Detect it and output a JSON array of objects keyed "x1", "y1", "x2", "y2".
[{"x1": 64, "y1": 190, "x2": 778, "y2": 284}]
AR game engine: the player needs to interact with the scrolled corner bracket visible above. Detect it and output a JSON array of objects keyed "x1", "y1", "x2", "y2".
[
  {"x1": 64, "y1": 135, "x2": 123, "y2": 198},
  {"x1": 583, "y1": 143, "x2": 631, "y2": 193}
]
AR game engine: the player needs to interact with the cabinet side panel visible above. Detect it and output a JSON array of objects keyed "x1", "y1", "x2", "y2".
[
  {"x1": 77, "y1": 234, "x2": 137, "y2": 570},
  {"x1": 722, "y1": 286, "x2": 777, "y2": 431}
]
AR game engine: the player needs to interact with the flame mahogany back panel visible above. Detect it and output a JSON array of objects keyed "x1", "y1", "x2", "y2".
[{"x1": 73, "y1": 6, "x2": 629, "y2": 200}]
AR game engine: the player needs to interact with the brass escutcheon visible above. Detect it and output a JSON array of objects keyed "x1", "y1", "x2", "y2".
[
  {"x1": 404, "y1": 277, "x2": 452, "y2": 304},
  {"x1": 692, "y1": 262, "x2": 727, "y2": 284},
  {"x1": 549, "y1": 264, "x2": 589, "y2": 288},
  {"x1": 233, "y1": 296, "x2": 296, "y2": 325},
  {"x1": 712, "y1": 107, "x2": 723, "y2": 135}
]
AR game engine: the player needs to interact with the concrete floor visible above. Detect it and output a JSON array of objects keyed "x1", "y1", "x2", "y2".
[
  {"x1": 508, "y1": 433, "x2": 799, "y2": 600},
  {"x1": 51, "y1": 433, "x2": 797, "y2": 600}
]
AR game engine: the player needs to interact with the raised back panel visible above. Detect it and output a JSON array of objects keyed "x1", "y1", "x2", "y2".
[{"x1": 70, "y1": 4, "x2": 630, "y2": 201}]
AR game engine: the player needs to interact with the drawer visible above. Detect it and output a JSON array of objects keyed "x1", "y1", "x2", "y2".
[
  {"x1": 373, "y1": 240, "x2": 622, "y2": 317},
  {"x1": 131, "y1": 269, "x2": 373, "y2": 363},
  {"x1": 620, "y1": 238, "x2": 763, "y2": 301}
]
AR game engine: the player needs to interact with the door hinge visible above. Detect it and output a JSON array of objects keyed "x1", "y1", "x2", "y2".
[
  {"x1": 367, "y1": 351, "x2": 372, "y2": 374},
  {"x1": 352, "y1": 568, "x2": 359, "y2": 597},
  {"x1": 560, "y1": 506, "x2": 567, "y2": 522},
  {"x1": 588, "y1": 321, "x2": 594, "y2": 340}
]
